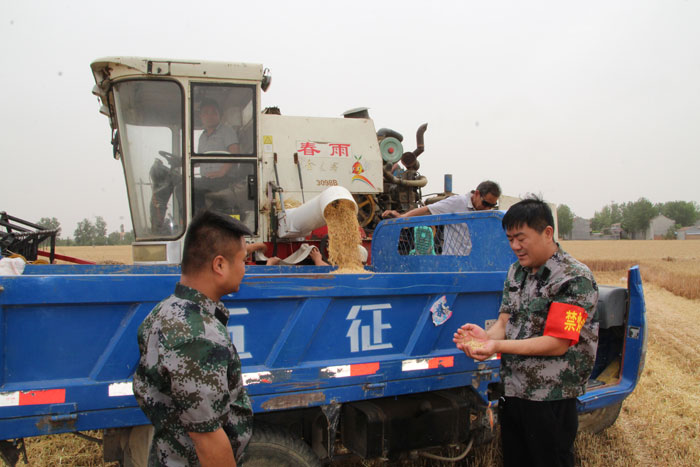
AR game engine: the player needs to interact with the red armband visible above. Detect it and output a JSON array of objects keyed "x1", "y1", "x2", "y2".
[{"x1": 544, "y1": 302, "x2": 588, "y2": 346}]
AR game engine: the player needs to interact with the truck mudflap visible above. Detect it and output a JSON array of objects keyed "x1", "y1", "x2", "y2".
[
  {"x1": 340, "y1": 389, "x2": 472, "y2": 459},
  {"x1": 577, "y1": 266, "x2": 647, "y2": 416}
]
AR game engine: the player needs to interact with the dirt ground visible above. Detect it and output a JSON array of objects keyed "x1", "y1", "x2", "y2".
[{"x1": 16, "y1": 241, "x2": 700, "y2": 466}]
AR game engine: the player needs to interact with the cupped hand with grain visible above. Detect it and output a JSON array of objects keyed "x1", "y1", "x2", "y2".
[{"x1": 453, "y1": 323, "x2": 496, "y2": 361}]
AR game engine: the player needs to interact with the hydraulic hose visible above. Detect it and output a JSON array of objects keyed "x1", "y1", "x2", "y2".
[
  {"x1": 417, "y1": 438, "x2": 473, "y2": 463},
  {"x1": 382, "y1": 166, "x2": 428, "y2": 187}
]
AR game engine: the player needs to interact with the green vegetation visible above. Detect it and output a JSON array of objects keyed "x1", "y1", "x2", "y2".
[
  {"x1": 557, "y1": 204, "x2": 574, "y2": 237},
  {"x1": 34, "y1": 198, "x2": 698, "y2": 245},
  {"x1": 658, "y1": 200, "x2": 699, "y2": 227},
  {"x1": 36, "y1": 217, "x2": 133, "y2": 247},
  {"x1": 620, "y1": 198, "x2": 657, "y2": 236},
  {"x1": 36, "y1": 217, "x2": 61, "y2": 236},
  {"x1": 591, "y1": 200, "x2": 699, "y2": 238},
  {"x1": 591, "y1": 203, "x2": 623, "y2": 232}
]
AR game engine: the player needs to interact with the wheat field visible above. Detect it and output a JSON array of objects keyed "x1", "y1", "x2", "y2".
[
  {"x1": 53, "y1": 245, "x2": 133, "y2": 265},
  {"x1": 564, "y1": 240, "x2": 700, "y2": 300},
  {"x1": 16, "y1": 241, "x2": 700, "y2": 466}
]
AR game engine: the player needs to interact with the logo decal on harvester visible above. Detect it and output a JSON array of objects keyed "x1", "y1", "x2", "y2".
[
  {"x1": 351, "y1": 154, "x2": 376, "y2": 189},
  {"x1": 346, "y1": 303, "x2": 392, "y2": 352}
]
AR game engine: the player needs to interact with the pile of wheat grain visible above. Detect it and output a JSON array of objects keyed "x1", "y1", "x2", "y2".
[{"x1": 323, "y1": 199, "x2": 365, "y2": 273}]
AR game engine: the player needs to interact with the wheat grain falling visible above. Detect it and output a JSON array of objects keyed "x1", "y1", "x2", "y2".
[{"x1": 323, "y1": 199, "x2": 365, "y2": 273}]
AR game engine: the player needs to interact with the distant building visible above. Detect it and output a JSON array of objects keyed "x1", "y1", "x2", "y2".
[
  {"x1": 570, "y1": 217, "x2": 592, "y2": 240},
  {"x1": 639, "y1": 215, "x2": 675, "y2": 240},
  {"x1": 609, "y1": 223, "x2": 623, "y2": 239},
  {"x1": 677, "y1": 225, "x2": 700, "y2": 240},
  {"x1": 585, "y1": 221, "x2": 621, "y2": 240},
  {"x1": 560, "y1": 217, "x2": 624, "y2": 241}
]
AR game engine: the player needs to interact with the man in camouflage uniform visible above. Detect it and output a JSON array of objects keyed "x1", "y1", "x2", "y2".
[
  {"x1": 134, "y1": 211, "x2": 253, "y2": 466},
  {"x1": 454, "y1": 198, "x2": 598, "y2": 467}
]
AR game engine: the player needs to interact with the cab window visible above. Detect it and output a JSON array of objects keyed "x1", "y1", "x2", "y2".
[{"x1": 191, "y1": 84, "x2": 256, "y2": 156}]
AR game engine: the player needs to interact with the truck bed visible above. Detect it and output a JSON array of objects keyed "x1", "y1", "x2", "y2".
[{"x1": 0, "y1": 211, "x2": 645, "y2": 442}]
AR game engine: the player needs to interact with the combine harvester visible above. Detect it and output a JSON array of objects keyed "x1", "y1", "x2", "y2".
[{"x1": 0, "y1": 57, "x2": 647, "y2": 466}]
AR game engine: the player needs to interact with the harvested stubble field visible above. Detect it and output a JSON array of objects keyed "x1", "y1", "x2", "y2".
[
  {"x1": 53, "y1": 245, "x2": 133, "y2": 265},
  {"x1": 18, "y1": 241, "x2": 700, "y2": 466}
]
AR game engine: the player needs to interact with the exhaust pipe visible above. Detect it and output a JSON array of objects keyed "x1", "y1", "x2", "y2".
[
  {"x1": 401, "y1": 123, "x2": 428, "y2": 170},
  {"x1": 413, "y1": 123, "x2": 428, "y2": 157}
]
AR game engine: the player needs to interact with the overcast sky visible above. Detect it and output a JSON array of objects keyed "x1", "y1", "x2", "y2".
[{"x1": 1, "y1": 0, "x2": 698, "y2": 236}]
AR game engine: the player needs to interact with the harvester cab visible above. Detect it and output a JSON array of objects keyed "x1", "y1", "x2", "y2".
[{"x1": 90, "y1": 57, "x2": 428, "y2": 264}]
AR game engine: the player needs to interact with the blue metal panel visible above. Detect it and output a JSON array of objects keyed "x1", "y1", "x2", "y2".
[
  {"x1": 21, "y1": 263, "x2": 332, "y2": 276},
  {"x1": 264, "y1": 298, "x2": 331, "y2": 368},
  {"x1": 1, "y1": 271, "x2": 509, "y2": 439},
  {"x1": 577, "y1": 266, "x2": 646, "y2": 412},
  {"x1": 0, "y1": 269, "x2": 507, "y2": 439},
  {"x1": 372, "y1": 211, "x2": 516, "y2": 272},
  {"x1": 4, "y1": 304, "x2": 132, "y2": 384},
  {"x1": 22, "y1": 264, "x2": 181, "y2": 275},
  {"x1": 0, "y1": 406, "x2": 149, "y2": 439}
]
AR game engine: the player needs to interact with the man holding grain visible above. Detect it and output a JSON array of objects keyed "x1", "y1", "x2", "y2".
[{"x1": 454, "y1": 197, "x2": 599, "y2": 467}]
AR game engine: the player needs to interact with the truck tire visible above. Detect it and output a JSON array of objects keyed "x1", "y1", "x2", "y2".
[
  {"x1": 123, "y1": 425, "x2": 154, "y2": 467},
  {"x1": 577, "y1": 401, "x2": 623, "y2": 434},
  {"x1": 240, "y1": 425, "x2": 322, "y2": 467}
]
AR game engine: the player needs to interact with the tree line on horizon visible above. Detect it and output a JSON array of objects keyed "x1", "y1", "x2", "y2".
[
  {"x1": 556, "y1": 199, "x2": 699, "y2": 239},
  {"x1": 34, "y1": 199, "x2": 700, "y2": 246},
  {"x1": 35, "y1": 216, "x2": 134, "y2": 246}
]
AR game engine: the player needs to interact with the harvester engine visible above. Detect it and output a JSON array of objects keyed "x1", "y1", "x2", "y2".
[{"x1": 375, "y1": 124, "x2": 429, "y2": 224}]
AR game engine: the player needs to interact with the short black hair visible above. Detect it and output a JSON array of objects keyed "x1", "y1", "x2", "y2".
[
  {"x1": 199, "y1": 98, "x2": 220, "y2": 114},
  {"x1": 477, "y1": 180, "x2": 501, "y2": 198},
  {"x1": 502, "y1": 196, "x2": 554, "y2": 233},
  {"x1": 181, "y1": 211, "x2": 252, "y2": 274}
]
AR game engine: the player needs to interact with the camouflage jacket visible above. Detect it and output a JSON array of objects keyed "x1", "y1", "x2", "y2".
[
  {"x1": 499, "y1": 246, "x2": 599, "y2": 401},
  {"x1": 133, "y1": 283, "x2": 253, "y2": 466}
]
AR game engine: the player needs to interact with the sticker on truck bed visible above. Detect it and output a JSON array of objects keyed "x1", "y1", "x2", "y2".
[
  {"x1": 430, "y1": 295, "x2": 452, "y2": 326},
  {"x1": 227, "y1": 307, "x2": 252, "y2": 359}
]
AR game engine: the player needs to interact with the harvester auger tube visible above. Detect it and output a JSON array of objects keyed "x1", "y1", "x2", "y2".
[{"x1": 276, "y1": 186, "x2": 358, "y2": 239}]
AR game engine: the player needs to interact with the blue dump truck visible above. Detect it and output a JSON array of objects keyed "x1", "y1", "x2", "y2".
[
  {"x1": 0, "y1": 212, "x2": 646, "y2": 465},
  {"x1": 0, "y1": 57, "x2": 646, "y2": 465}
]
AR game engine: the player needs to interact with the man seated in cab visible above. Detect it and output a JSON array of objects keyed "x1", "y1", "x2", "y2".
[{"x1": 194, "y1": 98, "x2": 242, "y2": 214}]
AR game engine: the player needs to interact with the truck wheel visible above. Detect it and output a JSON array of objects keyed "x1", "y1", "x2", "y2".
[
  {"x1": 240, "y1": 425, "x2": 321, "y2": 467},
  {"x1": 123, "y1": 425, "x2": 154, "y2": 467},
  {"x1": 577, "y1": 401, "x2": 623, "y2": 434}
]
